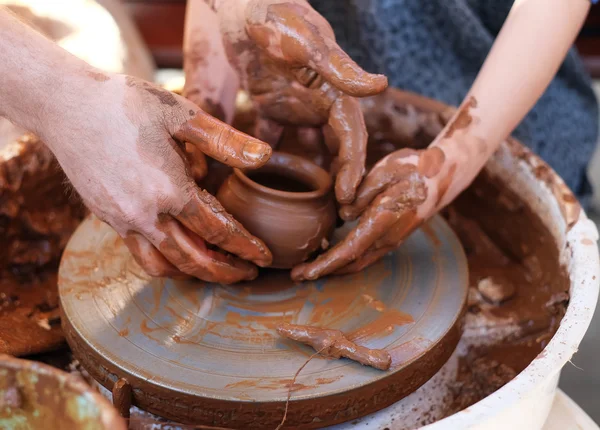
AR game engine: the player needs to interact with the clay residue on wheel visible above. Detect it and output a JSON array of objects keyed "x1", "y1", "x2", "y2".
[
  {"x1": 0, "y1": 135, "x2": 86, "y2": 356},
  {"x1": 277, "y1": 322, "x2": 392, "y2": 370}
]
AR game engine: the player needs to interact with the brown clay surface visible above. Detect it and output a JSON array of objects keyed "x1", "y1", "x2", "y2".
[
  {"x1": 441, "y1": 170, "x2": 569, "y2": 414},
  {"x1": 217, "y1": 152, "x2": 337, "y2": 268},
  {"x1": 277, "y1": 323, "x2": 392, "y2": 370},
  {"x1": 0, "y1": 135, "x2": 86, "y2": 356}
]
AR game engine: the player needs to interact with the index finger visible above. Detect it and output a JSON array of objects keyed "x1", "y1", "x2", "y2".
[{"x1": 175, "y1": 109, "x2": 272, "y2": 169}]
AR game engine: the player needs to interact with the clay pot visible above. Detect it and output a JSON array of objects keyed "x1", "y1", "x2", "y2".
[
  {"x1": 217, "y1": 152, "x2": 336, "y2": 269},
  {"x1": 0, "y1": 354, "x2": 126, "y2": 429}
]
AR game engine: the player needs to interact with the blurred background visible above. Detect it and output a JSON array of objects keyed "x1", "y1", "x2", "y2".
[{"x1": 2, "y1": 0, "x2": 600, "y2": 424}]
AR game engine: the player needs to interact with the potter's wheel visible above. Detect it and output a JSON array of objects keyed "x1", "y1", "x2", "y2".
[{"x1": 59, "y1": 215, "x2": 468, "y2": 429}]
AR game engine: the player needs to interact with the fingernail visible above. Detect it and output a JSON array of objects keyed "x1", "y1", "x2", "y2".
[
  {"x1": 245, "y1": 266, "x2": 259, "y2": 281},
  {"x1": 242, "y1": 141, "x2": 271, "y2": 164},
  {"x1": 335, "y1": 183, "x2": 355, "y2": 205},
  {"x1": 255, "y1": 257, "x2": 272, "y2": 268},
  {"x1": 359, "y1": 73, "x2": 388, "y2": 94},
  {"x1": 373, "y1": 74, "x2": 388, "y2": 90},
  {"x1": 339, "y1": 206, "x2": 357, "y2": 221},
  {"x1": 305, "y1": 269, "x2": 319, "y2": 281},
  {"x1": 290, "y1": 265, "x2": 304, "y2": 282}
]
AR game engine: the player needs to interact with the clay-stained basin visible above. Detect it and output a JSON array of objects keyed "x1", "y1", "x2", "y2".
[{"x1": 0, "y1": 354, "x2": 126, "y2": 430}]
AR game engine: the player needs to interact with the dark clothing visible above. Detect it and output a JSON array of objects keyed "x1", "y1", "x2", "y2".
[{"x1": 312, "y1": 0, "x2": 599, "y2": 204}]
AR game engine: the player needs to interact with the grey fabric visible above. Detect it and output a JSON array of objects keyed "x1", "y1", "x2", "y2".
[{"x1": 311, "y1": 0, "x2": 599, "y2": 204}]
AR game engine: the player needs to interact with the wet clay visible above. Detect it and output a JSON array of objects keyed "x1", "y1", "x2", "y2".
[
  {"x1": 0, "y1": 135, "x2": 86, "y2": 356},
  {"x1": 60, "y1": 211, "x2": 462, "y2": 429},
  {"x1": 277, "y1": 323, "x2": 392, "y2": 370},
  {"x1": 440, "y1": 169, "x2": 570, "y2": 414},
  {"x1": 217, "y1": 152, "x2": 336, "y2": 268},
  {"x1": 360, "y1": 92, "x2": 450, "y2": 166}
]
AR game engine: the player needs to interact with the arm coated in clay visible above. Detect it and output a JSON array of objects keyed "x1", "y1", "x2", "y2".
[
  {"x1": 292, "y1": 0, "x2": 590, "y2": 281},
  {"x1": 434, "y1": 0, "x2": 591, "y2": 208}
]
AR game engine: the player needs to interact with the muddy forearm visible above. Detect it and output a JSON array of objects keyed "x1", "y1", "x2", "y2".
[
  {"x1": 427, "y1": 0, "x2": 589, "y2": 211},
  {"x1": 0, "y1": 8, "x2": 94, "y2": 141},
  {"x1": 468, "y1": 0, "x2": 589, "y2": 146}
]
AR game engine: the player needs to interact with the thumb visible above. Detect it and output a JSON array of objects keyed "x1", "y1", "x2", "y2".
[{"x1": 175, "y1": 109, "x2": 272, "y2": 169}]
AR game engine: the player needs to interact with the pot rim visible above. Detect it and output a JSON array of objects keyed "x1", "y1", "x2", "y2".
[
  {"x1": 233, "y1": 151, "x2": 332, "y2": 201},
  {"x1": 0, "y1": 353, "x2": 127, "y2": 430}
]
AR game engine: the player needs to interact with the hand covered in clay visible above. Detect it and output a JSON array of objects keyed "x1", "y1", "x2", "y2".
[
  {"x1": 292, "y1": 99, "x2": 482, "y2": 281},
  {"x1": 45, "y1": 73, "x2": 273, "y2": 283},
  {"x1": 217, "y1": 0, "x2": 388, "y2": 204}
]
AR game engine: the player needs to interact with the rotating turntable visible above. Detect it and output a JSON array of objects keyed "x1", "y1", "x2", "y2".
[{"x1": 59, "y1": 215, "x2": 467, "y2": 428}]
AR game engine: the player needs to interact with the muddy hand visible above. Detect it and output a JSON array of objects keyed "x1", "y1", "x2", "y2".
[
  {"x1": 219, "y1": 0, "x2": 388, "y2": 204},
  {"x1": 292, "y1": 98, "x2": 487, "y2": 281},
  {"x1": 50, "y1": 73, "x2": 272, "y2": 284}
]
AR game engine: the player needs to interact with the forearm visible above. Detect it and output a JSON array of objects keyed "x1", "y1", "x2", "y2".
[
  {"x1": 433, "y1": 0, "x2": 590, "y2": 208},
  {"x1": 0, "y1": 8, "x2": 94, "y2": 141},
  {"x1": 183, "y1": 0, "x2": 240, "y2": 122}
]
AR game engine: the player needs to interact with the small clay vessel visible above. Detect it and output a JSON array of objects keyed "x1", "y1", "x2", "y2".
[{"x1": 217, "y1": 152, "x2": 336, "y2": 269}]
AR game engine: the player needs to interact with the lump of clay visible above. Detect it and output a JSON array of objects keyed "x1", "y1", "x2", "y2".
[
  {"x1": 277, "y1": 322, "x2": 392, "y2": 370},
  {"x1": 477, "y1": 276, "x2": 516, "y2": 305},
  {"x1": 0, "y1": 135, "x2": 86, "y2": 356}
]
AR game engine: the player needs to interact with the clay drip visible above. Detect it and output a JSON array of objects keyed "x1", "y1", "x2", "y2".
[{"x1": 276, "y1": 323, "x2": 392, "y2": 370}]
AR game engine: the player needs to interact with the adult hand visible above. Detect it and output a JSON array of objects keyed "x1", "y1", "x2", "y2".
[
  {"x1": 218, "y1": 0, "x2": 388, "y2": 204},
  {"x1": 44, "y1": 72, "x2": 273, "y2": 283}
]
